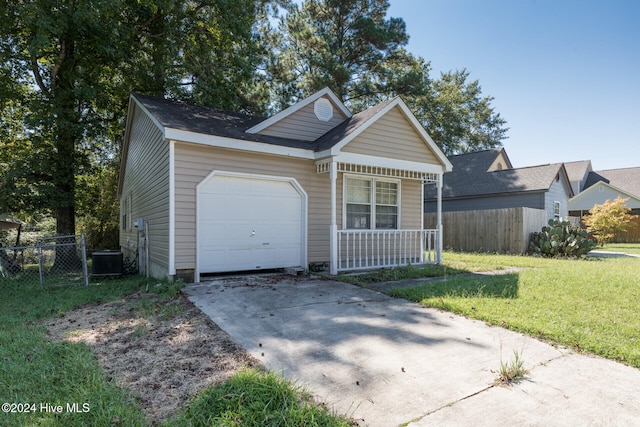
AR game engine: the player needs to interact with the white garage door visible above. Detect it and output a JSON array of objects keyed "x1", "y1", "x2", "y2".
[{"x1": 197, "y1": 173, "x2": 306, "y2": 274}]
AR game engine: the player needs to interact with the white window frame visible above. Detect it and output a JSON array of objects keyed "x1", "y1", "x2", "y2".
[
  {"x1": 343, "y1": 174, "x2": 401, "y2": 230},
  {"x1": 553, "y1": 201, "x2": 561, "y2": 220}
]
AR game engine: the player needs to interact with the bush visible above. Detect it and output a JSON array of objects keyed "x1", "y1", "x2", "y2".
[
  {"x1": 528, "y1": 219, "x2": 597, "y2": 257},
  {"x1": 582, "y1": 197, "x2": 636, "y2": 244}
]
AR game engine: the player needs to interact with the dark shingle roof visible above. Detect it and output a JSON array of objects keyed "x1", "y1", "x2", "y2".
[
  {"x1": 132, "y1": 93, "x2": 314, "y2": 149},
  {"x1": 425, "y1": 149, "x2": 566, "y2": 199},
  {"x1": 132, "y1": 92, "x2": 388, "y2": 152},
  {"x1": 586, "y1": 167, "x2": 640, "y2": 197},
  {"x1": 583, "y1": 171, "x2": 610, "y2": 189}
]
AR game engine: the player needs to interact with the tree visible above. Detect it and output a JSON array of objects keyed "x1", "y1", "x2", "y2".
[
  {"x1": 126, "y1": 0, "x2": 267, "y2": 114},
  {"x1": 0, "y1": 0, "x2": 132, "y2": 243},
  {"x1": 408, "y1": 69, "x2": 509, "y2": 155},
  {"x1": 263, "y1": 0, "x2": 508, "y2": 153},
  {"x1": 582, "y1": 197, "x2": 636, "y2": 244},
  {"x1": 264, "y1": 0, "x2": 429, "y2": 111},
  {"x1": 0, "y1": 0, "x2": 270, "y2": 249}
]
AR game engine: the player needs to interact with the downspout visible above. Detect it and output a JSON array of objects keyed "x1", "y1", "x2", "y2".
[
  {"x1": 437, "y1": 173, "x2": 443, "y2": 264},
  {"x1": 330, "y1": 161, "x2": 338, "y2": 275}
]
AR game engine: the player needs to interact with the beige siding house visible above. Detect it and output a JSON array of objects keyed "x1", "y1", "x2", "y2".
[{"x1": 118, "y1": 88, "x2": 452, "y2": 281}]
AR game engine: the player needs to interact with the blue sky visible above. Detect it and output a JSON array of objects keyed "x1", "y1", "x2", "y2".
[{"x1": 387, "y1": 0, "x2": 640, "y2": 171}]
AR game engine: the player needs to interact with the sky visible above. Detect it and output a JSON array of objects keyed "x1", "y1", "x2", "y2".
[{"x1": 387, "y1": 0, "x2": 640, "y2": 171}]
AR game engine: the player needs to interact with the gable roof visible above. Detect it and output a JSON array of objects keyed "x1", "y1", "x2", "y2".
[
  {"x1": 426, "y1": 149, "x2": 572, "y2": 199},
  {"x1": 245, "y1": 87, "x2": 351, "y2": 135},
  {"x1": 587, "y1": 167, "x2": 640, "y2": 198},
  {"x1": 315, "y1": 97, "x2": 453, "y2": 171},
  {"x1": 128, "y1": 90, "x2": 451, "y2": 170},
  {"x1": 569, "y1": 180, "x2": 640, "y2": 210},
  {"x1": 563, "y1": 160, "x2": 592, "y2": 183}
]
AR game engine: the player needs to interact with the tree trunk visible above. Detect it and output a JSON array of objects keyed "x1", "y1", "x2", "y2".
[{"x1": 50, "y1": 30, "x2": 82, "y2": 272}]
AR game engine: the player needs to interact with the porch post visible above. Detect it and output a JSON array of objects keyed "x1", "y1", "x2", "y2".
[
  {"x1": 436, "y1": 173, "x2": 443, "y2": 264},
  {"x1": 330, "y1": 161, "x2": 338, "y2": 275},
  {"x1": 420, "y1": 177, "x2": 425, "y2": 263}
]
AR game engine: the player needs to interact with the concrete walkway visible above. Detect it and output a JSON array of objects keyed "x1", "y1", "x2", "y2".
[{"x1": 184, "y1": 275, "x2": 640, "y2": 427}]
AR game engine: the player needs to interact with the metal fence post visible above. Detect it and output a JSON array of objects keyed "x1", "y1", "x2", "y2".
[
  {"x1": 80, "y1": 233, "x2": 89, "y2": 287},
  {"x1": 37, "y1": 241, "x2": 44, "y2": 287}
]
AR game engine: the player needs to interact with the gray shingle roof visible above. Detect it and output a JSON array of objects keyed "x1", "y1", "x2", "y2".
[
  {"x1": 425, "y1": 149, "x2": 566, "y2": 199},
  {"x1": 132, "y1": 93, "x2": 389, "y2": 152},
  {"x1": 587, "y1": 167, "x2": 640, "y2": 198},
  {"x1": 563, "y1": 160, "x2": 591, "y2": 183}
]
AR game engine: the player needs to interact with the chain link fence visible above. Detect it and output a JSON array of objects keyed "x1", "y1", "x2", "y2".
[{"x1": 0, "y1": 234, "x2": 88, "y2": 287}]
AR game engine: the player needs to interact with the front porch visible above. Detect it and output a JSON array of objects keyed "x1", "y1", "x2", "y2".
[
  {"x1": 317, "y1": 159, "x2": 445, "y2": 274},
  {"x1": 337, "y1": 228, "x2": 438, "y2": 272}
]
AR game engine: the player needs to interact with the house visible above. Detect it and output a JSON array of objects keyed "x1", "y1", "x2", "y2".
[
  {"x1": 568, "y1": 167, "x2": 640, "y2": 217},
  {"x1": 424, "y1": 148, "x2": 574, "y2": 220},
  {"x1": 117, "y1": 88, "x2": 452, "y2": 282},
  {"x1": 563, "y1": 160, "x2": 593, "y2": 196}
]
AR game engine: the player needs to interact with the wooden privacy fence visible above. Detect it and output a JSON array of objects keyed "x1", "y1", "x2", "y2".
[
  {"x1": 613, "y1": 215, "x2": 640, "y2": 243},
  {"x1": 424, "y1": 207, "x2": 555, "y2": 254}
]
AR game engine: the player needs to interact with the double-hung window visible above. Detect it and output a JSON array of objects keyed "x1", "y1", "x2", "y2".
[{"x1": 345, "y1": 176, "x2": 399, "y2": 229}]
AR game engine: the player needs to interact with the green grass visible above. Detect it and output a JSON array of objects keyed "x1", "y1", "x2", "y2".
[
  {"x1": 1, "y1": 275, "x2": 353, "y2": 426},
  {"x1": 168, "y1": 368, "x2": 351, "y2": 427},
  {"x1": 337, "y1": 263, "x2": 463, "y2": 285},
  {"x1": 1, "y1": 275, "x2": 150, "y2": 426},
  {"x1": 390, "y1": 251, "x2": 640, "y2": 368},
  {"x1": 602, "y1": 242, "x2": 640, "y2": 255}
]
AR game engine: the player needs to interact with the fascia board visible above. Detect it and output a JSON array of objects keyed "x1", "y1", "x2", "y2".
[
  {"x1": 165, "y1": 128, "x2": 316, "y2": 159},
  {"x1": 246, "y1": 87, "x2": 351, "y2": 134}
]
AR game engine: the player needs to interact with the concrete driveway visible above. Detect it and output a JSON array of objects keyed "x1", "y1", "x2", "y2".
[{"x1": 184, "y1": 275, "x2": 640, "y2": 427}]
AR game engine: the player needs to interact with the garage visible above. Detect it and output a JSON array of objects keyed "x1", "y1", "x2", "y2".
[{"x1": 197, "y1": 172, "x2": 307, "y2": 275}]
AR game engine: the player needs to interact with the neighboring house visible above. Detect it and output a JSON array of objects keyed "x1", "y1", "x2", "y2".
[
  {"x1": 424, "y1": 148, "x2": 573, "y2": 221},
  {"x1": 569, "y1": 167, "x2": 640, "y2": 217},
  {"x1": 563, "y1": 160, "x2": 593, "y2": 196},
  {"x1": 118, "y1": 88, "x2": 452, "y2": 282}
]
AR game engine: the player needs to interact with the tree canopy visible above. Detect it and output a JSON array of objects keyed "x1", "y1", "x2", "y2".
[
  {"x1": 262, "y1": 0, "x2": 508, "y2": 153},
  {"x1": 263, "y1": 0, "x2": 429, "y2": 111},
  {"x1": 1, "y1": 0, "x2": 509, "y2": 243},
  {"x1": 0, "y1": 0, "x2": 268, "y2": 242}
]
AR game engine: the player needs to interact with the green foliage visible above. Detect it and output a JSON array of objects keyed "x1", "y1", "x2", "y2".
[
  {"x1": 337, "y1": 264, "x2": 462, "y2": 285},
  {"x1": 528, "y1": 219, "x2": 597, "y2": 257},
  {"x1": 497, "y1": 349, "x2": 528, "y2": 385},
  {"x1": 76, "y1": 159, "x2": 120, "y2": 251},
  {"x1": 582, "y1": 197, "x2": 637, "y2": 244},
  {"x1": 408, "y1": 69, "x2": 509, "y2": 155},
  {"x1": 263, "y1": 0, "x2": 508, "y2": 153},
  {"x1": 0, "y1": 0, "x2": 268, "y2": 237},
  {"x1": 171, "y1": 368, "x2": 352, "y2": 427},
  {"x1": 264, "y1": 0, "x2": 426, "y2": 111}
]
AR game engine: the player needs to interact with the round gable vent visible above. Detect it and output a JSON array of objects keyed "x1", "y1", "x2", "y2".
[{"x1": 314, "y1": 98, "x2": 334, "y2": 122}]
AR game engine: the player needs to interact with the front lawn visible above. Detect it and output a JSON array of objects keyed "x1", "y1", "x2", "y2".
[
  {"x1": 602, "y1": 242, "x2": 640, "y2": 255},
  {"x1": 390, "y1": 252, "x2": 640, "y2": 368},
  {"x1": 1, "y1": 276, "x2": 352, "y2": 426}
]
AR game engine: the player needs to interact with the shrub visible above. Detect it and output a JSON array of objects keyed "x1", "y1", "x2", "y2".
[
  {"x1": 528, "y1": 219, "x2": 597, "y2": 257},
  {"x1": 582, "y1": 197, "x2": 636, "y2": 244}
]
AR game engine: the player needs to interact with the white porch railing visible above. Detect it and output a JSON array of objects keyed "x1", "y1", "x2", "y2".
[{"x1": 337, "y1": 229, "x2": 438, "y2": 272}]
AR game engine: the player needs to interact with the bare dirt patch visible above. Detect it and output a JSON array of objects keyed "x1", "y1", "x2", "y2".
[{"x1": 43, "y1": 290, "x2": 259, "y2": 424}]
